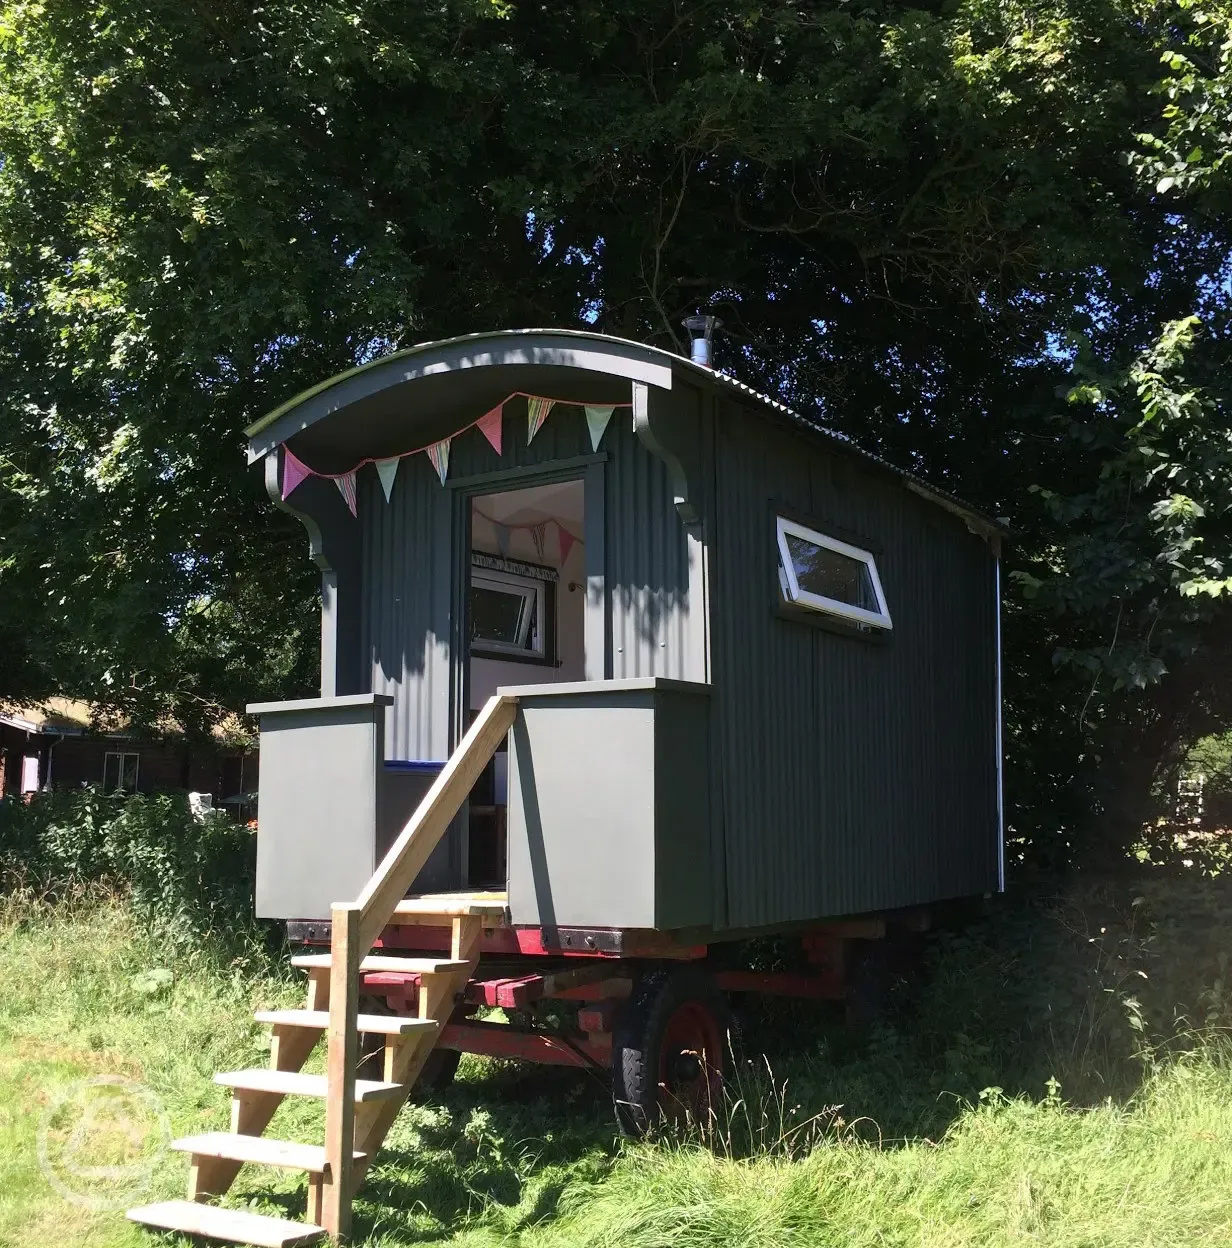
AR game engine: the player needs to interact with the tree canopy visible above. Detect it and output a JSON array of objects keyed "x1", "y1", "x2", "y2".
[{"x1": 1, "y1": 0, "x2": 1229, "y2": 860}]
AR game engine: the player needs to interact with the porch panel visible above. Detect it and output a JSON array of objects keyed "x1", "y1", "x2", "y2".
[
  {"x1": 504, "y1": 679, "x2": 712, "y2": 931},
  {"x1": 249, "y1": 694, "x2": 389, "y2": 920},
  {"x1": 249, "y1": 694, "x2": 455, "y2": 919}
]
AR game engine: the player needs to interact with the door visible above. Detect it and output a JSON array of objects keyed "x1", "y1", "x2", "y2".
[{"x1": 458, "y1": 469, "x2": 604, "y2": 887}]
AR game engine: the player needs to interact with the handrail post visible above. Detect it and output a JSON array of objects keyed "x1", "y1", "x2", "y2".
[{"x1": 322, "y1": 902, "x2": 361, "y2": 1238}]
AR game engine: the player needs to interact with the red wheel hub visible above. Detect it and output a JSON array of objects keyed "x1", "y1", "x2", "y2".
[{"x1": 656, "y1": 999, "x2": 725, "y2": 1122}]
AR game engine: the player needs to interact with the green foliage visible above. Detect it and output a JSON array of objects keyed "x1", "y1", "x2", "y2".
[
  {"x1": 0, "y1": 788, "x2": 262, "y2": 940},
  {"x1": 1176, "y1": 729, "x2": 1232, "y2": 826},
  {"x1": 527, "y1": 1054, "x2": 1232, "y2": 1248},
  {"x1": 0, "y1": 0, "x2": 1229, "y2": 858}
]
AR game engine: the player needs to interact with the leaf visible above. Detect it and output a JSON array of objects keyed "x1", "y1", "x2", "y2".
[{"x1": 131, "y1": 967, "x2": 174, "y2": 996}]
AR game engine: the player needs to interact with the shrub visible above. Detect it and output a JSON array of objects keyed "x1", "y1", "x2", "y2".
[{"x1": 0, "y1": 786, "x2": 262, "y2": 941}]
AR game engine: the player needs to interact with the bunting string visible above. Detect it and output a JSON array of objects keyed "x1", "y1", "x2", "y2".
[
  {"x1": 472, "y1": 507, "x2": 584, "y2": 562},
  {"x1": 279, "y1": 390, "x2": 630, "y2": 496}
]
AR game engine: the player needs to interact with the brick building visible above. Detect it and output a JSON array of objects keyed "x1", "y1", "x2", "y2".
[{"x1": 0, "y1": 699, "x2": 256, "y2": 812}]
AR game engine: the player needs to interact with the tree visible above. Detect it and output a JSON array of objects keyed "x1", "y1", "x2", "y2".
[{"x1": 1, "y1": 0, "x2": 1229, "y2": 855}]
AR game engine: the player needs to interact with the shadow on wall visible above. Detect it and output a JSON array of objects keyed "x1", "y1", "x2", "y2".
[{"x1": 355, "y1": 402, "x2": 697, "y2": 762}]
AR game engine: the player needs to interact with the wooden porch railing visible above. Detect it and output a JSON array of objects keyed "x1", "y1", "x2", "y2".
[{"x1": 321, "y1": 693, "x2": 518, "y2": 1236}]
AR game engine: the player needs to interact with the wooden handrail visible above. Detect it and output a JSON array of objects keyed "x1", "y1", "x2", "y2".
[
  {"x1": 354, "y1": 692, "x2": 518, "y2": 951},
  {"x1": 321, "y1": 692, "x2": 518, "y2": 1236}
]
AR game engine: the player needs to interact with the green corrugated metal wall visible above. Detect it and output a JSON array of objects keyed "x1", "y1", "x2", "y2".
[{"x1": 707, "y1": 399, "x2": 1000, "y2": 929}]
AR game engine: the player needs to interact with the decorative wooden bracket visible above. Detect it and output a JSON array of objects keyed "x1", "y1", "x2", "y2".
[{"x1": 631, "y1": 380, "x2": 703, "y2": 525}]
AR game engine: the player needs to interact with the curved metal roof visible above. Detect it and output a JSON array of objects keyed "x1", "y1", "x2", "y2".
[{"x1": 245, "y1": 328, "x2": 1003, "y2": 537}]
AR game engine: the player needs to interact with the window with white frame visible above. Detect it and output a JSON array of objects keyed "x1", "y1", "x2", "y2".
[
  {"x1": 469, "y1": 565, "x2": 548, "y2": 659},
  {"x1": 776, "y1": 516, "x2": 893, "y2": 630},
  {"x1": 103, "y1": 751, "x2": 140, "y2": 794}
]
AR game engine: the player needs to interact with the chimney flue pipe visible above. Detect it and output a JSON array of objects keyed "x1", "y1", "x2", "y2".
[{"x1": 681, "y1": 314, "x2": 722, "y2": 368}]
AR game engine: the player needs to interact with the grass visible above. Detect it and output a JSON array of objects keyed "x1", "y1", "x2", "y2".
[{"x1": 1, "y1": 876, "x2": 1231, "y2": 1246}]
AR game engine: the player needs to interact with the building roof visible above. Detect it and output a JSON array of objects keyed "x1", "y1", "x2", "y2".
[
  {"x1": 245, "y1": 328, "x2": 1005, "y2": 539},
  {"x1": 0, "y1": 699, "x2": 251, "y2": 745},
  {"x1": 0, "y1": 698, "x2": 117, "y2": 736}
]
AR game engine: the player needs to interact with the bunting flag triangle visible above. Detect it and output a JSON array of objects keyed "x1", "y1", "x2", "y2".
[
  {"x1": 426, "y1": 437, "x2": 451, "y2": 484},
  {"x1": 527, "y1": 396, "x2": 555, "y2": 443},
  {"x1": 281, "y1": 446, "x2": 313, "y2": 500},
  {"x1": 477, "y1": 404, "x2": 503, "y2": 456},
  {"x1": 557, "y1": 523, "x2": 578, "y2": 565},
  {"x1": 530, "y1": 521, "x2": 548, "y2": 560},
  {"x1": 494, "y1": 523, "x2": 512, "y2": 556},
  {"x1": 583, "y1": 404, "x2": 615, "y2": 452},
  {"x1": 375, "y1": 457, "x2": 399, "y2": 502},
  {"x1": 335, "y1": 471, "x2": 358, "y2": 517}
]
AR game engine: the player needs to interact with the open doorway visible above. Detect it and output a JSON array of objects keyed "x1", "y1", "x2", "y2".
[{"x1": 465, "y1": 479, "x2": 586, "y2": 887}]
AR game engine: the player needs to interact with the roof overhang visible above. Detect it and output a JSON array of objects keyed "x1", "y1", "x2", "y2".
[
  {"x1": 245, "y1": 329, "x2": 675, "y2": 471},
  {"x1": 246, "y1": 327, "x2": 1006, "y2": 540}
]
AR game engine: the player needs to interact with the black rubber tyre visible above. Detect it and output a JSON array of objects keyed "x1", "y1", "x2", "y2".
[
  {"x1": 407, "y1": 1046, "x2": 462, "y2": 1102},
  {"x1": 611, "y1": 966, "x2": 731, "y2": 1137},
  {"x1": 843, "y1": 938, "x2": 893, "y2": 1030}
]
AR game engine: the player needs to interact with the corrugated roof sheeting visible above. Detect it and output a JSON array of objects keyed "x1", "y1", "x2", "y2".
[
  {"x1": 250, "y1": 329, "x2": 1000, "y2": 541},
  {"x1": 711, "y1": 400, "x2": 999, "y2": 929}
]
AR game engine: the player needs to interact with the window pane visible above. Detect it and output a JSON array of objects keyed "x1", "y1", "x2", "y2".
[
  {"x1": 103, "y1": 754, "x2": 120, "y2": 794},
  {"x1": 784, "y1": 533, "x2": 877, "y2": 611},
  {"x1": 121, "y1": 754, "x2": 139, "y2": 792},
  {"x1": 471, "y1": 584, "x2": 530, "y2": 648}
]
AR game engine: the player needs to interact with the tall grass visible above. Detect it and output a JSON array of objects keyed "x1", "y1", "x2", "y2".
[
  {"x1": 528, "y1": 1050, "x2": 1232, "y2": 1248},
  {"x1": 0, "y1": 787, "x2": 274, "y2": 952},
  {"x1": 2, "y1": 798, "x2": 1232, "y2": 1246}
]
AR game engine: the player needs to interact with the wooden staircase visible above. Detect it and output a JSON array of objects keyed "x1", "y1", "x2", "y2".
[{"x1": 128, "y1": 694, "x2": 518, "y2": 1246}]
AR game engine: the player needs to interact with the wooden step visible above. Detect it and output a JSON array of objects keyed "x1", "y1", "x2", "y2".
[
  {"x1": 127, "y1": 1199, "x2": 325, "y2": 1246},
  {"x1": 170, "y1": 1132, "x2": 365, "y2": 1175},
  {"x1": 215, "y1": 1068, "x2": 405, "y2": 1102},
  {"x1": 392, "y1": 895, "x2": 508, "y2": 920},
  {"x1": 254, "y1": 1009, "x2": 439, "y2": 1037},
  {"x1": 290, "y1": 953, "x2": 469, "y2": 975}
]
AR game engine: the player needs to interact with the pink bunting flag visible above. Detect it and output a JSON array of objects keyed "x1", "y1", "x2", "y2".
[
  {"x1": 335, "y1": 471, "x2": 357, "y2": 517},
  {"x1": 281, "y1": 446, "x2": 313, "y2": 500},
  {"x1": 530, "y1": 521, "x2": 548, "y2": 560},
  {"x1": 527, "y1": 396, "x2": 555, "y2": 444},
  {"x1": 477, "y1": 404, "x2": 503, "y2": 456},
  {"x1": 426, "y1": 437, "x2": 451, "y2": 484},
  {"x1": 557, "y1": 523, "x2": 578, "y2": 566}
]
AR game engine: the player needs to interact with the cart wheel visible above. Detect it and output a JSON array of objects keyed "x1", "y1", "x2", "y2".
[
  {"x1": 407, "y1": 1046, "x2": 461, "y2": 1102},
  {"x1": 844, "y1": 937, "x2": 898, "y2": 1030},
  {"x1": 611, "y1": 967, "x2": 730, "y2": 1137}
]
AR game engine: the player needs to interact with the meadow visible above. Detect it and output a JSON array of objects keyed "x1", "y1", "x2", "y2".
[{"x1": 2, "y1": 855, "x2": 1231, "y2": 1247}]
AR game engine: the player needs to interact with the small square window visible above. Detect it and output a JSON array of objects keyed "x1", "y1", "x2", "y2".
[
  {"x1": 470, "y1": 568, "x2": 546, "y2": 658},
  {"x1": 776, "y1": 516, "x2": 892, "y2": 630},
  {"x1": 103, "y1": 751, "x2": 140, "y2": 794}
]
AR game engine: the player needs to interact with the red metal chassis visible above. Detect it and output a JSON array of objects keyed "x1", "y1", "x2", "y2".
[{"x1": 292, "y1": 912, "x2": 926, "y2": 1071}]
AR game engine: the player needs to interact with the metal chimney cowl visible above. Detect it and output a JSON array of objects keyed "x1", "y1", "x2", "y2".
[{"x1": 681, "y1": 314, "x2": 722, "y2": 368}]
